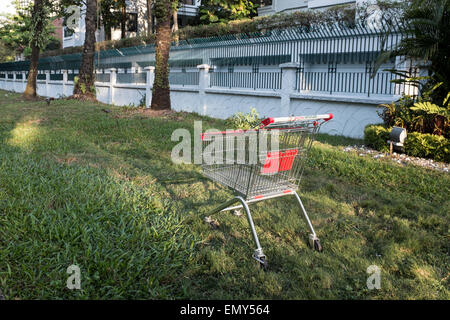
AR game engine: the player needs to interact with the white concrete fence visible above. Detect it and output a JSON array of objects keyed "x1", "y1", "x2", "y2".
[{"x1": 0, "y1": 63, "x2": 396, "y2": 138}]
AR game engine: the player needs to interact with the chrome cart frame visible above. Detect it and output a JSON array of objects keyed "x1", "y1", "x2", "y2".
[{"x1": 201, "y1": 114, "x2": 333, "y2": 267}]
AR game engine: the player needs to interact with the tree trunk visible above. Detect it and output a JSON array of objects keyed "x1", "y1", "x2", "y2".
[
  {"x1": 172, "y1": 9, "x2": 178, "y2": 33},
  {"x1": 121, "y1": 1, "x2": 126, "y2": 39},
  {"x1": 104, "y1": 23, "x2": 111, "y2": 41},
  {"x1": 172, "y1": 7, "x2": 179, "y2": 43},
  {"x1": 23, "y1": 43, "x2": 40, "y2": 99},
  {"x1": 73, "y1": 0, "x2": 97, "y2": 100},
  {"x1": 146, "y1": 0, "x2": 153, "y2": 36},
  {"x1": 23, "y1": 0, "x2": 44, "y2": 100},
  {"x1": 150, "y1": 0, "x2": 174, "y2": 110}
]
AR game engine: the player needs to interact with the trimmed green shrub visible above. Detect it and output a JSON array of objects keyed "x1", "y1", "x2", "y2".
[
  {"x1": 364, "y1": 124, "x2": 449, "y2": 162},
  {"x1": 404, "y1": 132, "x2": 449, "y2": 162},
  {"x1": 364, "y1": 124, "x2": 391, "y2": 152}
]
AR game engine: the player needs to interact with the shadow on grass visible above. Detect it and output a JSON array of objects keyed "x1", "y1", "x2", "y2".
[{"x1": 0, "y1": 90, "x2": 448, "y2": 299}]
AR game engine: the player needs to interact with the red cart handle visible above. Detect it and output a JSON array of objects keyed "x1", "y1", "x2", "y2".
[{"x1": 260, "y1": 113, "x2": 333, "y2": 127}]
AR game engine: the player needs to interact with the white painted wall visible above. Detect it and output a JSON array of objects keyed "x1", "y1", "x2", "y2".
[{"x1": 0, "y1": 66, "x2": 392, "y2": 139}]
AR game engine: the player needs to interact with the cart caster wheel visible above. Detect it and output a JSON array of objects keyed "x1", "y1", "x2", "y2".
[
  {"x1": 253, "y1": 254, "x2": 268, "y2": 270},
  {"x1": 203, "y1": 216, "x2": 219, "y2": 229},
  {"x1": 313, "y1": 239, "x2": 323, "y2": 252},
  {"x1": 309, "y1": 234, "x2": 323, "y2": 252},
  {"x1": 258, "y1": 257, "x2": 269, "y2": 270},
  {"x1": 233, "y1": 209, "x2": 243, "y2": 217}
]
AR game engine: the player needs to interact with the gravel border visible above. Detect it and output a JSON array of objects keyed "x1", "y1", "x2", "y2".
[{"x1": 342, "y1": 145, "x2": 449, "y2": 173}]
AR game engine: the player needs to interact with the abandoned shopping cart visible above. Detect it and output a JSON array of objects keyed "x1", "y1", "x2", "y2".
[{"x1": 201, "y1": 113, "x2": 333, "y2": 268}]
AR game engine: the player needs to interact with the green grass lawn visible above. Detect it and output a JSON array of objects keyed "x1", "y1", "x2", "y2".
[{"x1": 0, "y1": 89, "x2": 448, "y2": 300}]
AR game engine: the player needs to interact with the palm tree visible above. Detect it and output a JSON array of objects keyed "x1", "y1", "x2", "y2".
[
  {"x1": 23, "y1": 0, "x2": 49, "y2": 99},
  {"x1": 150, "y1": 0, "x2": 178, "y2": 110},
  {"x1": 73, "y1": 0, "x2": 98, "y2": 100},
  {"x1": 375, "y1": 0, "x2": 450, "y2": 102}
]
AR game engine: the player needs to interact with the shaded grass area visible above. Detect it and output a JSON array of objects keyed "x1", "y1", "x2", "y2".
[{"x1": 0, "y1": 90, "x2": 448, "y2": 299}]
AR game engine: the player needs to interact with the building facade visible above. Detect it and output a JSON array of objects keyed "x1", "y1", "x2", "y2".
[
  {"x1": 63, "y1": 0, "x2": 202, "y2": 48},
  {"x1": 257, "y1": 0, "x2": 365, "y2": 15}
]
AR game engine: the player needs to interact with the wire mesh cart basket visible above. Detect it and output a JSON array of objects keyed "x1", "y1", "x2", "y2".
[{"x1": 201, "y1": 113, "x2": 333, "y2": 268}]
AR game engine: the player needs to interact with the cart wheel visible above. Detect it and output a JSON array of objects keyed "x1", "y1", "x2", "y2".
[
  {"x1": 233, "y1": 209, "x2": 243, "y2": 217},
  {"x1": 313, "y1": 239, "x2": 323, "y2": 252},
  {"x1": 203, "y1": 216, "x2": 219, "y2": 229},
  {"x1": 258, "y1": 257, "x2": 269, "y2": 270}
]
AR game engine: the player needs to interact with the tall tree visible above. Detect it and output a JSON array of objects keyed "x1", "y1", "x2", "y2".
[
  {"x1": 150, "y1": 0, "x2": 177, "y2": 110},
  {"x1": 73, "y1": 0, "x2": 98, "y2": 100},
  {"x1": 119, "y1": 0, "x2": 127, "y2": 38},
  {"x1": 146, "y1": 0, "x2": 153, "y2": 36},
  {"x1": 375, "y1": 0, "x2": 450, "y2": 101},
  {"x1": 23, "y1": 0, "x2": 52, "y2": 99},
  {"x1": 198, "y1": 0, "x2": 258, "y2": 24}
]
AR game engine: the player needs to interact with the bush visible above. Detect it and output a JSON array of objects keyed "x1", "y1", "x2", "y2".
[
  {"x1": 364, "y1": 124, "x2": 450, "y2": 162},
  {"x1": 404, "y1": 132, "x2": 450, "y2": 162},
  {"x1": 364, "y1": 124, "x2": 391, "y2": 152},
  {"x1": 225, "y1": 108, "x2": 261, "y2": 130}
]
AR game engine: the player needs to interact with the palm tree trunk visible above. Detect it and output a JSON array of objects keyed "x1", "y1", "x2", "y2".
[
  {"x1": 150, "y1": 0, "x2": 174, "y2": 110},
  {"x1": 23, "y1": 43, "x2": 40, "y2": 99},
  {"x1": 23, "y1": 0, "x2": 44, "y2": 100},
  {"x1": 73, "y1": 0, "x2": 97, "y2": 100}
]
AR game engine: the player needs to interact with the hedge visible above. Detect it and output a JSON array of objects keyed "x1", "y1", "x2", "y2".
[
  {"x1": 364, "y1": 124, "x2": 450, "y2": 163},
  {"x1": 364, "y1": 124, "x2": 391, "y2": 152},
  {"x1": 404, "y1": 132, "x2": 450, "y2": 163}
]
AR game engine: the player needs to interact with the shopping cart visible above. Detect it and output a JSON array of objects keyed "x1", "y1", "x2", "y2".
[{"x1": 201, "y1": 113, "x2": 333, "y2": 268}]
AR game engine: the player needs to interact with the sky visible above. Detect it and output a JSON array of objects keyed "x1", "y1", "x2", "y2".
[{"x1": 0, "y1": 0, "x2": 17, "y2": 16}]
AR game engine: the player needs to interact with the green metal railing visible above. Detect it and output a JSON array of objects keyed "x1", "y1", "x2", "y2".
[
  {"x1": 169, "y1": 72, "x2": 200, "y2": 86},
  {"x1": 297, "y1": 71, "x2": 414, "y2": 96},
  {"x1": 67, "y1": 73, "x2": 78, "y2": 81},
  {"x1": 50, "y1": 73, "x2": 63, "y2": 81},
  {"x1": 116, "y1": 72, "x2": 146, "y2": 84},
  {"x1": 95, "y1": 73, "x2": 111, "y2": 83},
  {"x1": 210, "y1": 72, "x2": 282, "y2": 90}
]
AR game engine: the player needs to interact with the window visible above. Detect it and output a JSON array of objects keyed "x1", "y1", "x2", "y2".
[
  {"x1": 63, "y1": 17, "x2": 74, "y2": 38},
  {"x1": 127, "y1": 13, "x2": 138, "y2": 32},
  {"x1": 228, "y1": 66, "x2": 234, "y2": 73},
  {"x1": 252, "y1": 65, "x2": 260, "y2": 73}
]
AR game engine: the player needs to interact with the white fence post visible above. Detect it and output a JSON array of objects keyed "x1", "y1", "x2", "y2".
[
  {"x1": 144, "y1": 66, "x2": 155, "y2": 108},
  {"x1": 62, "y1": 70, "x2": 68, "y2": 97},
  {"x1": 108, "y1": 68, "x2": 117, "y2": 105},
  {"x1": 45, "y1": 70, "x2": 50, "y2": 97},
  {"x1": 279, "y1": 62, "x2": 299, "y2": 116},
  {"x1": 197, "y1": 64, "x2": 210, "y2": 115},
  {"x1": 22, "y1": 71, "x2": 26, "y2": 92},
  {"x1": 12, "y1": 71, "x2": 17, "y2": 92}
]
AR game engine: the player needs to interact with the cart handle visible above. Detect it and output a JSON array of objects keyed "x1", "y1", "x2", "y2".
[{"x1": 260, "y1": 113, "x2": 333, "y2": 127}]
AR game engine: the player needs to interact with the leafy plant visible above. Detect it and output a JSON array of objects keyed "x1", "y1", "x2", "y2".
[
  {"x1": 364, "y1": 124, "x2": 391, "y2": 152},
  {"x1": 378, "y1": 81, "x2": 449, "y2": 137},
  {"x1": 404, "y1": 132, "x2": 449, "y2": 162},
  {"x1": 225, "y1": 107, "x2": 261, "y2": 130}
]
